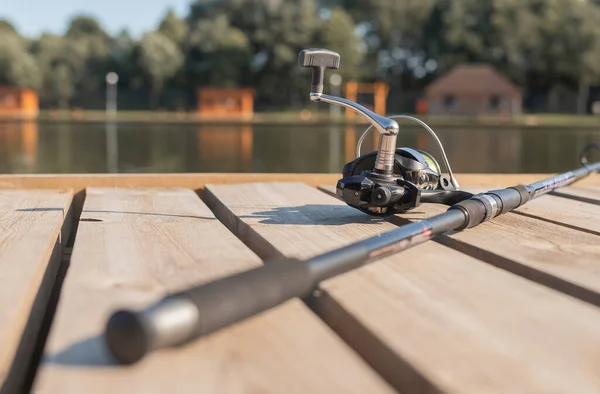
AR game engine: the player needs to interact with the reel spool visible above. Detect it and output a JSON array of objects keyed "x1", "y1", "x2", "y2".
[{"x1": 298, "y1": 48, "x2": 472, "y2": 216}]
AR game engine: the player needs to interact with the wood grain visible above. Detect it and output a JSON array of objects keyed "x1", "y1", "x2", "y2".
[
  {"x1": 553, "y1": 185, "x2": 600, "y2": 205},
  {"x1": 1, "y1": 173, "x2": 593, "y2": 250},
  {"x1": 0, "y1": 173, "x2": 597, "y2": 194},
  {"x1": 322, "y1": 184, "x2": 600, "y2": 305},
  {"x1": 0, "y1": 190, "x2": 72, "y2": 393},
  {"x1": 465, "y1": 187, "x2": 600, "y2": 235},
  {"x1": 34, "y1": 187, "x2": 393, "y2": 394},
  {"x1": 205, "y1": 182, "x2": 600, "y2": 393}
]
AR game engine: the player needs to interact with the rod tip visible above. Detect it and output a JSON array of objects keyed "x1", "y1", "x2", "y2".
[{"x1": 104, "y1": 310, "x2": 150, "y2": 365}]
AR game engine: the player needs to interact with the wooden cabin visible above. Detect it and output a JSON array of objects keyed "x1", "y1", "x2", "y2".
[
  {"x1": 196, "y1": 88, "x2": 254, "y2": 119},
  {"x1": 345, "y1": 81, "x2": 389, "y2": 118},
  {"x1": 0, "y1": 86, "x2": 39, "y2": 119},
  {"x1": 425, "y1": 64, "x2": 522, "y2": 117}
]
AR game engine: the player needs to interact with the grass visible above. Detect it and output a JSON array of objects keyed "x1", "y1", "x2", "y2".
[{"x1": 31, "y1": 109, "x2": 600, "y2": 128}]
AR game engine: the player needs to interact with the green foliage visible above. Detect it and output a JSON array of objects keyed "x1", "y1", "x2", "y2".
[
  {"x1": 158, "y1": 9, "x2": 188, "y2": 46},
  {"x1": 139, "y1": 31, "x2": 184, "y2": 106},
  {"x1": 341, "y1": 0, "x2": 434, "y2": 46},
  {"x1": 0, "y1": 33, "x2": 41, "y2": 89},
  {"x1": 66, "y1": 15, "x2": 109, "y2": 40},
  {"x1": 187, "y1": 14, "x2": 250, "y2": 87},
  {"x1": 432, "y1": 0, "x2": 600, "y2": 90},
  {"x1": 51, "y1": 63, "x2": 75, "y2": 109},
  {"x1": 0, "y1": 19, "x2": 19, "y2": 35},
  {"x1": 317, "y1": 7, "x2": 362, "y2": 82},
  {"x1": 336, "y1": 0, "x2": 434, "y2": 77},
  {"x1": 1, "y1": 1, "x2": 600, "y2": 110},
  {"x1": 32, "y1": 19, "x2": 111, "y2": 106},
  {"x1": 32, "y1": 34, "x2": 74, "y2": 106},
  {"x1": 187, "y1": 0, "x2": 323, "y2": 105}
]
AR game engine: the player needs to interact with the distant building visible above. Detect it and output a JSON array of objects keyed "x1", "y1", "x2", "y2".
[
  {"x1": 345, "y1": 81, "x2": 389, "y2": 116},
  {"x1": 0, "y1": 86, "x2": 39, "y2": 119},
  {"x1": 196, "y1": 88, "x2": 254, "y2": 119},
  {"x1": 425, "y1": 64, "x2": 522, "y2": 117}
]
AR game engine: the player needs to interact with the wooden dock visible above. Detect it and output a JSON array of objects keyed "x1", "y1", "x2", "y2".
[{"x1": 1, "y1": 173, "x2": 599, "y2": 394}]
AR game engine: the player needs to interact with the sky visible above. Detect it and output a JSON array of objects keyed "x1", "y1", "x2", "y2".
[{"x1": 0, "y1": 0, "x2": 191, "y2": 38}]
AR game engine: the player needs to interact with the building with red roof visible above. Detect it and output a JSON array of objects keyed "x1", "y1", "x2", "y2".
[{"x1": 425, "y1": 64, "x2": 522, "y2": 117}]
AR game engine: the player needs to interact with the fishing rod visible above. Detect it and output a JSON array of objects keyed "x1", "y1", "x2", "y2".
[{"x1": 103, "y1": 49, "x2": 600, "y2": 365}]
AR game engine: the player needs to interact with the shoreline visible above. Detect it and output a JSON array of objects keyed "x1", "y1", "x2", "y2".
[{"x1": 1, "y1": 110, "x2": 599, "y2": 129}]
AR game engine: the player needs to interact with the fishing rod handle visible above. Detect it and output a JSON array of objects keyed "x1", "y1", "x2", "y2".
[
  {"x1": 104, "y1": 258, "x2": 313, "y2": 365},
  {"x1": 450, "y1": 186, "x2": 531, "y2": 230}
]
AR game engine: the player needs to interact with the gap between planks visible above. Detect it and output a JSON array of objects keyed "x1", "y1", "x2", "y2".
[
  {"x1": 34, "y1": 187, "x2": 394, "y2": 394},
  {"x1": 320, "y1": 184, "x2": 600, "y2": 307},
  {"x1": 0, "y1": 190, "x2": 73, "y2": 394},
  {"x1": 204, "y1": 182, "x2": 600, "y2": 394},
  {"x1": 552, "y1": 185, "x2": 600, "y2": 205},
  {"x1": 455, "y1": 186, "x2": 600, "y2": 237},
  {"x1": 50, "y1": 175, "x2": 600, "y2": 251}
]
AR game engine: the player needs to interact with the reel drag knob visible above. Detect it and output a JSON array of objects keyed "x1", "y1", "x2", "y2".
[
  {"x1": 372, "y1": 187, "x2": 392, "y2": 206},
  {"x1": 371, "y1": 186, "x2": 406, "y2": 206},
  {"x1": 298, "y1": 49, "x2": 340, "y2": 94}
]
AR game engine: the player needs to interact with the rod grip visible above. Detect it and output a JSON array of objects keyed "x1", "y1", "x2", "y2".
[
  {"x1": 182, "y1": 257, "x2": 313, "y2": 334},
  {"x1": 105, "y1": 258, "x2": 313, "y2": 364}
]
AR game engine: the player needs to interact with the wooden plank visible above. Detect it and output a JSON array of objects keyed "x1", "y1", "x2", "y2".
[
  {"x1": 464, "y1": 187, "x2": 600, "y2": 236},
  {"x1": 0, "y1": 174, "x2": 593, "y2": 249},
  {"x1": 205, "y1": 182, "x2": 600, "y2": 393},
  {"x1": 35, "y1": 188, "x2": 394, "y2": 394},
  {"x1": 0, "y1": 173, "x2": 597, "y2": 195},
  {"x1": 430, "y1": 202, "x2": 600, "y2": 306},
  {"x1": 0, "y1": 190, "x2": 72, "y2": 393},
  {"x1": 322, "y1": 184, "x2": 600, "y2": 305},
  {"x1": 553, "y1": 186, "x2": 600, "y2": 205},
  {"x1": 323, "y1": 184, "x2": 600, "y2": 235}
]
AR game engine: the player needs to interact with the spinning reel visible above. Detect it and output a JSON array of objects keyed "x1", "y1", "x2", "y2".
[{"x1": 299, "y1": 48, "x2": 471, "y2": 216}]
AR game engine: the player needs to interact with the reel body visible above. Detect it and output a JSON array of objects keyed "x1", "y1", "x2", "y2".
[{"x1": 337, "y1": 148, "x2": 461, "y2": 216}]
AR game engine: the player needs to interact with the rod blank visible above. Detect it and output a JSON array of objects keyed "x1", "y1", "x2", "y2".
[{"x1": 104, "y1": 154, "x2": 600, "y2": 365}]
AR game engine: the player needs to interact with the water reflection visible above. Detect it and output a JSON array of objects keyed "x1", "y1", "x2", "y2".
[
  {"x1": 0, "y1": 120, "x2": 597, "y2": 174},
  {"x1": 106, "y1": 122, "x2": 118, "y2": 173},
  {"x1": 197, "y1": 126, "x2": 253, "y2": 171},
  {"x1": 0, "y1": 120, "x2": 39, "y2": 173}
]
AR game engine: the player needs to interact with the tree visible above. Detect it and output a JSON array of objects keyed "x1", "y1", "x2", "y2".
[
  {"x1": 529, "y1": 0, "x2": 600, "y2": 113},
  {"x1": 0, "y1": 19, "x2": 19, "y2": 36},
  {"x1": 63, "y1": 15, "x2": 112, "y2": 101},
  {"x1": 0, "y1": 34, "x2": 41, "y2": 89},
  {"x1": 66, "y1": 15, "x2": 109, "y2": 40},
  {"x1": 190, "y1": 0, "x2": 322, "y2": 107},
  {"x1": 317, "y1": 7, "x2": 362, "y2": 82},
  {"x1": 2, "y1": 0, "x2": 598, "y2": 113},
  {"x1": 438, "y1": 0, "x2": 540, "y2": 80},
  {"x1": 333, "y1": 0, "x2": 435, "y2": 79},
  {"x1": 33, "y1": 34, "x2": 75, "y2": 107},
  {"x1": 107, "y1": 29, "x2": 138, "y2": 93},
  {"x1": 51, "y1": 63, "x2": 75, "y2": 109},
  {"x1": 159, "y1": 9, "x2": 188, "y2": 46},
  {"x1": 422, "y1": 0, "x2": 600, "y2": 113},
  {"x1": 187, "y1": 14, "x2": 250, "y2": 87},
  {"x1": 0, "y1": 19, "x2": 40, "y2": 89},
  {"x1": 440, "y1": 0, "x2": 600, "y2": 89},
  {"x1": 138, "y1": 31, "x2": 184, "y2": 107}
]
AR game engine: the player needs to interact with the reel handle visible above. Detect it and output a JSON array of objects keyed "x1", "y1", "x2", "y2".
[
  {"x1": 298, "y1": 48, "x2": 340, "y2": 94},
  {"x1": 299, "y1": 47, "x2": 399, "y2": 176}
]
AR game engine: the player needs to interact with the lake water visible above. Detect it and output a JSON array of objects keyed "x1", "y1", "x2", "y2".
[{"x1": 0, "y1": 120, "x2": 598, "y2": 174}]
